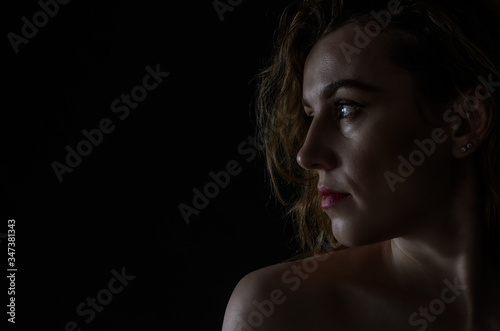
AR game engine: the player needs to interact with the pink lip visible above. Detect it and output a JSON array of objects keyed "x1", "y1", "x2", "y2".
[{"x1": 318, "y1": 187, "x2": 351, "y2": 209}]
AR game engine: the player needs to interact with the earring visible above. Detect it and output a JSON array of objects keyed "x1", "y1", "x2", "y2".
[{"x1": 460, "y1": 142, "x2": 474, "y2": 153}]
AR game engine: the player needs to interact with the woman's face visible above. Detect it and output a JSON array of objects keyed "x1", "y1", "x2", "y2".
[{"x1": 297, "y1": 25, "x2": 455, "y2": 247}]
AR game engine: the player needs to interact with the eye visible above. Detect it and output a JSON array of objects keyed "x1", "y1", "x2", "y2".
[
  {"x1": 334, "y1": 102, "x2": 361, "y2": 120},
  {"x1": 302, "y1": 101, "x2": 362, "y2": 124}
]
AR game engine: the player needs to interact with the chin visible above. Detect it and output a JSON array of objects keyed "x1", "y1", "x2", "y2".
[{"x1": 331, "y1": 218, "x2": 392, "y2": 248}]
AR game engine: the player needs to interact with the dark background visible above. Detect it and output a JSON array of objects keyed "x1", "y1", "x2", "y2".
[{"x1": 3, "y1": 1, "x2": 298, "y2": 330}]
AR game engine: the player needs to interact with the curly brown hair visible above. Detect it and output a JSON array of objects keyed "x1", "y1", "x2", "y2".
[{"x1": 256, "y1": 0, "x2": 500, "y2": 255}]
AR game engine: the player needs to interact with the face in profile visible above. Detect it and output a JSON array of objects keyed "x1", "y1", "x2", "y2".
[{"x1": 297, "y1": 24, "x2": 458, "y2": 247}]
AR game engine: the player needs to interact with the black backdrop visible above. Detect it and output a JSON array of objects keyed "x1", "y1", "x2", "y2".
[{"x1": 3, "y1": 1, "x2": 298, "y2": 330}]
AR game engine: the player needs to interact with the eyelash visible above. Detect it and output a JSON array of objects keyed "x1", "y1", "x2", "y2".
[
  {"x1": 304, "y1": 101, "x2": 362, "y2": 122},
  {"x1": 334, "y1": 102, "x2": 361, "y2": 120}
]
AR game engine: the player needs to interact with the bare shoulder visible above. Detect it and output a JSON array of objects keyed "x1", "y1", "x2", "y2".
[
  {"x1": 221, "y1": 260, "x2": 292, "y2": 331},
  {"x1": 222, "y1": 243, "x2": 500, "y2": 330},
  {"x1": 222, "y1": 245, "x2": 382, "y2": 331}
]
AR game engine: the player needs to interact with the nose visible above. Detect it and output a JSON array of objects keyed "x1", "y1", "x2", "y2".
[{"x1": 296, "y1": 117, "x2": 338, "y2": 171}]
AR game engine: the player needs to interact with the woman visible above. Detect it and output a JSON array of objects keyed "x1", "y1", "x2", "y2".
[{"x1": 222, "y1": 0, "x2": 500, "y2": 330}]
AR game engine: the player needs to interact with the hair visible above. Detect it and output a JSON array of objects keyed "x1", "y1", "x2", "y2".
[{"x1": 256, "y1": 0, "x2": 500, "y2": 256}]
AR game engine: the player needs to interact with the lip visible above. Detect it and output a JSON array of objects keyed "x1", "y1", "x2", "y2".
[{"x1": 318, "y1": 187, "x2": 351, "y2": 209}]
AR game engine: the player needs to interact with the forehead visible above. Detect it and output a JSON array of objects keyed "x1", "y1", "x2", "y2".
[{"x1": 303, "y1": 24, "x2": 411, "y2": 101}]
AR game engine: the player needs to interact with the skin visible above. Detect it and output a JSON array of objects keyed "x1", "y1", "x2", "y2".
[{"x1": 222, "y1": 24, "x2": 500, "y2": 331}]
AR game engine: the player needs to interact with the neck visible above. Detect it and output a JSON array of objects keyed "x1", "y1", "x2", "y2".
[{"x1": 386, "y1": 157, "x2": 485, "y2": 327}]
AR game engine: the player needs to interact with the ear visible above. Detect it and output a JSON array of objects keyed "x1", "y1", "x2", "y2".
[{"x1": 448, "y1": 87, "x2": 493, "y2": 158}]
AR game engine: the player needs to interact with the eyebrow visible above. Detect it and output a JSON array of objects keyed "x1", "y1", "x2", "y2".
[{"x1": 302, "y1": 79, "x2": 380, "y2": 108}]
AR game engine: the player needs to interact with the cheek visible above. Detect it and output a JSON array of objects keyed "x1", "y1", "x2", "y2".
[
  {"x1": 349, "y1": 127, "x2": 452, "y2": 226},
  {"x1": 331, "y1": 135, "x2": 412, "y2": 245},
  {"x1": 388, "y1": 136, "x2": 454, "y2": 212},
  {"x1": 342, "y1": 109, "x2": 426, "y2": 197},
  {"x1": 335, "y1": 107, "x2": 452, "y2": 242}
]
